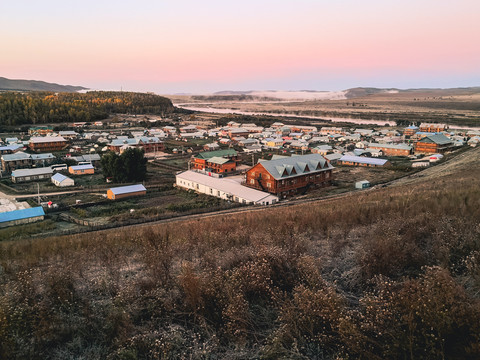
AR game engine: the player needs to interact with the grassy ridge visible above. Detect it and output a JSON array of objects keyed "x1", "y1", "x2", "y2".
[{"x1": 0, "y1": 148, "x2": 479, "y2": 359}]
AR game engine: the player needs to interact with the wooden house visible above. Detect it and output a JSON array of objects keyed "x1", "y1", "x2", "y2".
[
  {"x1": 415, "y1": 134, "x2": 454, "y2": 154},
  {"x1": 419, "y1": 123, "x2": 448, "y2": 133},
  {"x1": 29, "y1": 136, "x2": 68, "y2": 152},
  {"x1": 245, "y1": 153, "x2": 334, "y2": 197}
]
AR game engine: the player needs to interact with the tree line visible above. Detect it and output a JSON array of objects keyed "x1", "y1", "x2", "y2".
[{"x1": 0, "y1": 91, "x2": 175, "y2": 126}]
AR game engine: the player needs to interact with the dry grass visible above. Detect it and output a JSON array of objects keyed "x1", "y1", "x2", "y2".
[{"x1": 0, "y1": 148, "x2": 479, "y2": 359}]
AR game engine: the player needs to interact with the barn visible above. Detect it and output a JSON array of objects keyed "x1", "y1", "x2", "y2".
[{"x1": 107, "y1": 184, "x2": 147, "y2": 200}]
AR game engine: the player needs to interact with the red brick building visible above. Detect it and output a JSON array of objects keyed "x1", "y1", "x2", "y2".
[
  {"x1": 191, "y1": 149, "x2": 238, "y2": 174},
  {"x1": 245, "y1": 154, "x2": 334, "y2": 197}
]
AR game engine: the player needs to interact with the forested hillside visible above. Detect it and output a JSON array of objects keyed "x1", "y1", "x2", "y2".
[
  {"x1": 0, "y1": 91, "x2": 175, "y2": 126},
  {"x1": 0, "y1": 149, "x2": 479, "y2": 359}
]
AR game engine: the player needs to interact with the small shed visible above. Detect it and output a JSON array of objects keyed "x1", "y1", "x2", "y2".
[
  {"x1": 0, "y1": 207, "x2": 45, "y2": 228},
  {"x1": 51, "y1": 173, "x2": 75, "y2": 187},
  {"x1": 107, "y1": 184, "x2": 147, "y2": 200},
  {"x1": 355, "y1": 180, "x2": 370, "y2": 189}
]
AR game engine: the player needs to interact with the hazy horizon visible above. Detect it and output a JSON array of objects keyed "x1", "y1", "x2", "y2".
[{"x1": 2, "y1": 0, "x2": 479, "y2": 94}]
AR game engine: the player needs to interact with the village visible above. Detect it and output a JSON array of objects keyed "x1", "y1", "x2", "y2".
[{"x1": 0, "y1": 114, "x2": 478, "y2": 236}]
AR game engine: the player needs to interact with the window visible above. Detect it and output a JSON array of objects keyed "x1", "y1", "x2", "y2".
[
  {"x1": 217, "y1": 191, "x2": 220, "y2": 196},
  {"x1": 267, "y1": 182, "x2": 271, "y2": 188},
  {"x1": 250, "y1": 179, "x2": 255, "y2": 184},
  {"x1": 251, "y1": 171, "x2": 255, "y2": 176}
]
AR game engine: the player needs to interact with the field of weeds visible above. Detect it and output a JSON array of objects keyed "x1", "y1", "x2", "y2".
[{"x1": 0, "y1": 148, "x2": 479, "y2": 359}]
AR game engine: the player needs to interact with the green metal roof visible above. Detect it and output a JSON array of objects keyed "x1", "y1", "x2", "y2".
[
  {"x1": 207, "y1": 156, "x2": 231, "y2": 165},
  {"x1": 418, "y1": 134, "x2": 453, "y2": 145},
  {"x1": 195, "y1": 149, "x2": 237, "y2": 160}
]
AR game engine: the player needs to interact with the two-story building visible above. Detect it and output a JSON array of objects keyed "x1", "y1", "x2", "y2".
[{"x1": 245, "y1": 153, "x2": 334, "y2": 197}]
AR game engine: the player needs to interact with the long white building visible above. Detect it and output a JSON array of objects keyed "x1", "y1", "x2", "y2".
[{"x1": 176, "y1": 171, "x2": 279, "y2": 205}]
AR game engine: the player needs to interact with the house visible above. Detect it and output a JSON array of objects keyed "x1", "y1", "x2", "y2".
[
  {"x1": 11, "y1": 167, "x2": 53, "y2": 183},
  {"x1": 324, "y1": 153, "x2": 343, "y2": 165},
  {"x1": 107, "y1": 184, "x2": 147, "y2": 200},
  {"x1": 419, "y1": 123, "x2": 448, "y2": 133},
  {"x1": 311, "y1": 145, "x2": 332, "y2": 155},
  {"x1": 244, "y1": 144, "x2": 263, "y2": 153},
  {"x1": 51, "y1": 173, "x2": 75, "y2": 187},
  {"x1": 1, "y1": 152, "x2": 31, "y2": 172},
  {"x1": 68, "y1": 164, "x2": 95, "y2": 175},
  {"x1": 0, "y1": 207, "x2": 45, "y2": 228},
  {"x1": 180, "y1": 125, "x2": 198, "y2": 133},
  {"x1": 204, "y1": 143, "x2": 220, "y2": 151},
  {"x1": 0, "y1": 144, "x2": 23, "y2": 155},
  {"x1": 228, "y1": 128, "x2": 251, "y2": 138},
  {"x1": 30, "y1": 153, "x2": 56, "y2": 167},
  {"x1": 320, "y1": 127, "x2": 343, "y2": 135},
  {"x1": 29, "y1": 136, "x2": 68, "y2": 152},
  {"x1": 245, "y1": 153, "x2": 334, "y2": 197},
  {"x1": 338, "y1": 155, "x2": 390, "y2": 167},
  {"x1": 265, "y1": 138, "x2": 284, "y2": 148},
  {"x1": 271, "y1": 122, "x2": 284, "y2": 128},
  {"x1": 415, "y1": 134, "x2": 455, "y2": 154},
  {"x1": 191, "y1": 149, "x2": 238, "y2": 173},
  {"x1": 403, "y1": 125, "x2": 419, "y2": 136},
  {"x1": 58, "y1": 131, "x2": 78, "y2": 139},
  {"x1": 176, "y1": 170, "x2": 279, "y2": 205},
  {"x1": 367, "y1": 143, "x2": 412, "y2": 157},
  {"x1": 202, "y1": 156, "x2": 236, "y2": 174},
  {"x1": 29, "y1": 126, "x2": 54, "y2": 136},
  {"x1": 108, "y1": 137, "x2": 164, "y2": 153}
]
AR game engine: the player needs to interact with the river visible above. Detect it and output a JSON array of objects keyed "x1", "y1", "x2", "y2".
[{"x1": 176, "y1": 104, "x2": 480, "y2": 131}]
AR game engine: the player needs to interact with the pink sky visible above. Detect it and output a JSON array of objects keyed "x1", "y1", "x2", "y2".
[{"x1": 1, "y1": 0, "x2": 479, "y2": 93}]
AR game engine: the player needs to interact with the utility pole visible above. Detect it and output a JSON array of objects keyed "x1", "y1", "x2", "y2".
[{"x1": 37, "y1": 183, "x2": 40, "y2": 205}]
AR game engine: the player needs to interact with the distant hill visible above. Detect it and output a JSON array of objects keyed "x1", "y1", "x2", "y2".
[{"x1": 0, "y1": 77, "x2": 87, "y2": 92}]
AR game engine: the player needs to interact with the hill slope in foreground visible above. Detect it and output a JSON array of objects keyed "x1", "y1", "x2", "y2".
[
  {"x1": 1, "y1": 148, "x2": 480, "y2": 359},
  {"x1": 0, "y1": 76, "x2": 87, "y2": 92}
]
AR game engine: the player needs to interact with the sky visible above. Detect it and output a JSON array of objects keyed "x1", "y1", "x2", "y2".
[{"x1": 1, "y1": 0, "x2": 479, "y2": 94}]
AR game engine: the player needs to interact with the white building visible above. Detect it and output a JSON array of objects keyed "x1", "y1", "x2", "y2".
[
  {"x1": 51, "y1": 173, "x2": 75, "y2": 187},
  {"x1": 176, "y1": 171, "x2": 279, "y2": 205}
]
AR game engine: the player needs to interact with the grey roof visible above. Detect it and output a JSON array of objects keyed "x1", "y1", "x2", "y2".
[
  {"x1": 368, "y1": 143, "x2": 412, "y2": 150},
  {"x1": 51, "y1": 173, "x2": 72, "y2": 183},
  {"x1": 2, "y1": 151, "x2": 31, "y2": 161},
  {"x1": 418, "y1": 134, "x2": 453, "y2": 145},
  {"x1": 82, "y1": 154, "x2": 101, "y2": 161},
  {"x1": 30, "y1": 136, "x2": 66, "y2": 143},
  {"x1": 109, "y1": 184, "x2": 146, "y2": 195},
  {"x1": 31, "y1": 153, "x2": 56, "y2": 160},
  {"x1": 12, "y1": 167, "x2": 53, "y2": 177},
  {"x1": 325, "y1": 153, "x2": 343, "y2": 161},
  {"x1": 207, "y1": 156, "x2": 231, "y2": 165},
  {"x1": 70, "y1": 164, "x2": 94, "y2": 171},
  {"x1": 257, "y1": 153, "x2": 333, "y2": 180},
  {"x1": 339, "y1": 155, "x2": 389, "y2": 166}
]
